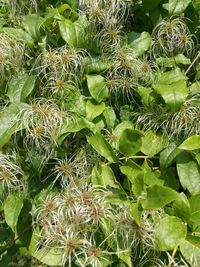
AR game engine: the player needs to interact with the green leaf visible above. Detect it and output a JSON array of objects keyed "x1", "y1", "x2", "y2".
[
  {"x1": 196, "y1": 153, "x2": 200, "y2": 166},
  {"x1": 87, "y1": 134, "x2": 118, "y2": 163},
  {"x1": 153, "y1": 68, "x2": 188, "y2": 112},
  {"x1": 162, "y1": 167, "x2": 180, "y2": 191},
  {"x1": 142, "y1": 184, "x2": 179, "y2": 209},
  {"x1": 91, "y1": 116, "x2": 105, "y2": 133},
  {"x1": 60, "y1": 116, "x2": 93, "y2": 134},
  {"x1": 159, "y1": 142, "x2": 181, "y2": 169},
  {"x1": 58, "y1": 18, "x2": 76, "y2": 47},
  {"x1": 155, "y1": 215, "x2": 187, "y2": 251},
  {"x1": 58, "y1": 15, "x2": 89, "y2": 48},
  {"x1": 86, "y1": 75, "x2": 109, "y2": 103},
  {"x1": 189, "y1": 81, "x2": 200, "y2": 95},
  {"x1": 142, "y1": 0, "x2": 161, "y2": 11},
  {"x1": 92, "y1": 165, "x2": 121, "y2": 189},
  {"x1": 120, "y1": 160, "x2": 143, "y2": 183},
  {"x1": 0, "y1": 103, "x2": 28, "y2": 148},
  {"x1": 137, "y1": 87, "x2": 156, "y2": 108},
  {"x1": 156, "y1": 54, "x2": 191, "y2": 68},
  {"x1": 33, "y1": 248, "x2": 63, "y2": 266},
  {"x1": 130, "y1": 202, "x2": 143, "y2": 225},
  {"x1": 176, "y1": 152, "x2": 200, "y2": 195},
  {"x1": 143, "y1": 168, "x2": 164, "y2": 186},
  {"x1": 22, "y1": 14, "x2": 44, "y2": 41},
  {"x1": 2, "y1": 28, "x2": 34, "y2": 47},
  {"x1": 141, "y1": 130, "x2": 169, "y2": 157},
  {"x1": 189, "y1": 194, "x2": 200, "y2": 224},
  {"x1": 29, "y1": 230, "x2": 63, "y2": 266},
  {"x1": 192, "y1": 0, "x2": 200, "y2": 12},
  {"x1": 165, "y1": 0, "x2": 191, "y2": 15},
  {"x1": 132, "y1": 173, "x2": 144, "y2": 196},
  {"x1": 119, "y1": 128, "x2": 143, "y2": 156},
  {"x1": 118, "y1": 250, "x2": 133, "y2": 267},
  {"x1": 103, "y1": 108, "x2": 116, "y2": 128},
  {"x1": 4, "y1": 194, "x2": 24, "y2": 232},
  {"x1": 156, "y1": 68, "x2": 188, "y2": 84},
  {"x1": 173, "y1": 193, "x2": 191, "y2": 222},
  {"x1": 112, "y1": 121, "x2": 134, "y2": 149},
  {"x1": 179, "y1": 135, "x2": 200, "y2": 150},
  {"x1": 101, "y1": 166, "x2": 121, "y2": 188},
  {"x1": 180, "y1": 235, "x2": 200, "y2": 266},
  {"x1": 84, "y1": 57, "x2": 113, "y2": 74},
  {"x1": 86, "y1": 100, "x2": 105, "y2": 121},
  {"x1": 6, "y1": 73, "x2": 35, "y2": 103},
  {"x1": 128, "y1": 31, "x2": 151, "y2": 56}
]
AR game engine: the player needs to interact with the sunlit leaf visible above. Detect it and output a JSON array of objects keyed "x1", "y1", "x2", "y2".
[
  {"x1": 153, "y1": 68, "x2": 188, "y2": 112},
  {"x1": 86, "y1": 75, "x2": 109, "y2": 103},
  {"x1": 179, "y1": 135, "x2": 200, "y2": 150},
  {"x1": 155, "y1": 215, "x2": 187, "y2": 251},
  {"x1": 0, "y1": 103, "x2": 28, "y2": 148},
  {"x1": 128, "y1": 31, "x2": 151, "y2": 56},
  {"x1": 4, "y1": 193, "x2": 24, "y2": 232},
  {"x1": 180, "y1": 235, "x2": 200, "y2": 266},
  {"x1": 6, "y1": 73, "x2": 35, "y2": 103}
]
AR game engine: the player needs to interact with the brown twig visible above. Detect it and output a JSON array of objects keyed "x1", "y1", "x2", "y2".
[{"x1": 185, "y1": 51, "x2": 200, "y2": 75}]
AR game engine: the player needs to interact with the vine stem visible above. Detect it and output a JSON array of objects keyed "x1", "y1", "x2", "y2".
[
  {"x1": 0, "y1": 222, "x2": 34, "y2": 255},
  {"x1": 185, "y1": 50, "x2": 200, "y2": 75},
  {"x1": 101, "y1": 155, "x2": 149, "y2": 167},
  {"x1": 168, "y1": 246, "x2": 178, "y2": 267}
]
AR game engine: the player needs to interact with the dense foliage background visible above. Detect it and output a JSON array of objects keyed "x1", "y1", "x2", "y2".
[{"x1": 0, "y1": 0, "x2": 200, "y2": 266}]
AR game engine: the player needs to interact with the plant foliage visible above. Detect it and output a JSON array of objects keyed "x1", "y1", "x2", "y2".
[{"x1": 0, "y1": 0, "x2": 200, "y2": 266}]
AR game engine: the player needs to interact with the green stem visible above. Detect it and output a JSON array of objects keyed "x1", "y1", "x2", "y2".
[
  {"x1": 101, "y1": 155, "x2": 149, "y2": 167},
  {"x1": 168, "y1": 246, "x2": 178, "y2": 267}
]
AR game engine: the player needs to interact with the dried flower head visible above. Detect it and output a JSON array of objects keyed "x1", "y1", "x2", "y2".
[{"x1": 0, "y1": 152, "x2": 24, "y2": 192}]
